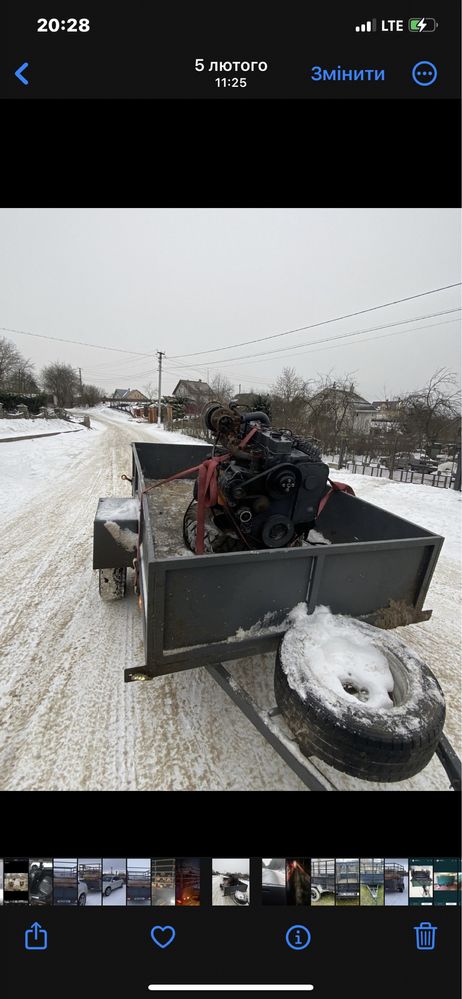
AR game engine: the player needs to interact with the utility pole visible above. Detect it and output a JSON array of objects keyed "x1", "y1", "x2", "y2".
[
  {"x1": 156, "y1": 351, "x2": 165, "y2": 426},
  {"x1": 78, "y1": 368, "x2": 82, "y2": 389}
]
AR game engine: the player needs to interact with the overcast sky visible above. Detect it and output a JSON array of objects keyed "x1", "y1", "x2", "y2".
[
  {"x1": 0, "y1": 209, "x2": 460, "y2": 400},
  {"x1": 213, "y1": 859, "x2": 249, "y2": 874}
]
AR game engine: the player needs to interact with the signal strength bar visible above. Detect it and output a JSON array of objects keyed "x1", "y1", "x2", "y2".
[{"x1": 355, "y1": 19, "x2": 377, "y2": 32}]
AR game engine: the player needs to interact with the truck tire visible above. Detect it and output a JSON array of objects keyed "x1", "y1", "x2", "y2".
[
  {"x1": 274, "y1": 621, "x2": 445, "y2": 783},
  {"x1": 311, "y1": 887, "x2": 320, "y2": 902},
  {"x1": 78, "y1": 893, "x2": 86, "y2": 906},
  {"x1": 99, "y1": 567, "x2": 127, "y2": 600}
]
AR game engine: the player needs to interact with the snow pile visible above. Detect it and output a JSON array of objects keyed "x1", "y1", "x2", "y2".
[
  {"x1": 307, "y1": 529, "x2": 332, "y2": 545},
  {"x1": 281, "y1": 604, "x2": 394, "y2": 711},
  {"x1": 0, "y1": 417, "x2": 81, "y2": 440},
  {"x1": 104, "y1": 521, "x2": 138, "y2": 552}
]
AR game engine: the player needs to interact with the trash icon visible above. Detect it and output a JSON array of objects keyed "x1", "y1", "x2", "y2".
[{"x1": 414, "y1": 921, "x2": 437, "y2": 951}]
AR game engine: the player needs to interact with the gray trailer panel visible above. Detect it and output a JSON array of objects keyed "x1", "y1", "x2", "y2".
[{"x1": 119, "y1": 442, "x2": 444, "y2": 679}]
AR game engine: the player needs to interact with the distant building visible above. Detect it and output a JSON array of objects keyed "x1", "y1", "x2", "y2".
[
  {"x1": 110, "y1": 388, "x2": 149, "y2": 409},
  {"x1": 172, "y1": 379, "x2": 212, "y2": 416},
  {"x1": 233, "y1": 392, "x2": 256, "y2": 408},
  {"x1": 308, "y1": 387, "x2": 377, "y2": 434},
  {"x1": 370, "y1": 400, "x2": 402, "y2": 434}
]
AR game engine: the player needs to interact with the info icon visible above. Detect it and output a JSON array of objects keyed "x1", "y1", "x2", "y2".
[{"x1": 285, "y1": 924, "x2": 311, "y2": 951}]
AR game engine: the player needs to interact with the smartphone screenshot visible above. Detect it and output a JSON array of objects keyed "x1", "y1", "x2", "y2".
[
  {"x1": 1, "y1": 3, "x2": 461, "y2": 997},
  {"x1": 2, "y1": 5, "x2": 461, "y2": 99},
  {"x1": 433, "y1": 858, "x2": 460, "y2": 907}
]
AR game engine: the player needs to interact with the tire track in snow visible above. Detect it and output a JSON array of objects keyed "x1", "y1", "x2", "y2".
[{"x1": 0, "y1": 413, "x2": 305, "y2": 790}]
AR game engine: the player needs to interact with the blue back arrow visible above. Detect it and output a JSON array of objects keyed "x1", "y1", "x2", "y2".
[{"x1": 15, "y1": 62, "x2": 29, "y2": 85}]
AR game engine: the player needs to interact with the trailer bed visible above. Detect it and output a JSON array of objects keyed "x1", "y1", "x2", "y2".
[{"x1": 124, "y1": 441, "x2": 444, "y2": 679}]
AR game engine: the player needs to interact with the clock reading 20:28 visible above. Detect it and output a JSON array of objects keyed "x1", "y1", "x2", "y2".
[{"x1": 37, "y1": 18, "x2": 90, "y2": 32}]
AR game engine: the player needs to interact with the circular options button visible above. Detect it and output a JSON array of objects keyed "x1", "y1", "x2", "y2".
[{"x1": 412, "y1": 61, "x2": 438, "y2": 86}]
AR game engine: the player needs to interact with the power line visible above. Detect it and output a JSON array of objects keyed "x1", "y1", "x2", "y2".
[
  {"x1": 247, "y1": 316, "x2": 460, "y2": 366},
  {"x1": 166, "y1": 317, "x2": 457, "y2": 377},
  {"x1": 162, "y1": 360, "x2": 271, "y2": 387},
  {"x1": 0, "y1": 326, "x2": 151, "y2": 357},
  {"x1": 211, "y1": 317, "x2": 460, "y2": 370},
  {"x1": 168, "y1": 282, "x2": 461, "y2": 359},
  {"x1": 169, "y1": 308, "x2": 461, "y2": 369}
]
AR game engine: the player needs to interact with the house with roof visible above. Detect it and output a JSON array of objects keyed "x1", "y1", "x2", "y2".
[
  {"x1": 306, "y1": 386, "x2": 377, "y2": 435},
  {"x1": 110, "y1": 388, "x2": 149, "y2": 410},
  {"x1": 172, "y1": 379, "x2": 212, "y2": 416},
  {"x1": 370, "y1": 400, "x2": 402, "y2": 433}
]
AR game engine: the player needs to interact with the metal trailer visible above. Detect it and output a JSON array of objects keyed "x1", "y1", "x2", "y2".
[
  {"x1": 53, "y1": 863, "x2": 78, "y2": 904},
  {"x1": 336, "y1": 861, "x2": 360, "y2": 899},
  {"x1": 384, "y1": 864, "x2": 407, "y2": 893},
  {"x1": 311, "y1": 860, "x2": 336, "y2": 900},
  {"x1": 126, "y1": 870, "x2": 151, "y2": 904},
  {"x1": 151, "y1": 858, "x2": 176, "y2": 905},
  {"x1": 359, "y1": 861, "x2": 384, "y2": 900},
  {"x1": 93, "y1": 441, "x2": 462, "y2": 792},
  {"x1": 78, "y1": 865, "x2": 101, "y2": 891},
  {"x1": 220, "y1": 876, "x2": 247, "y2": 897},
  {"x1": 410, "y1": 869, "x2": 433, "y2": 893},
  {"x1": 360, "y1": 861, "x2": 384, "y2": 889}
]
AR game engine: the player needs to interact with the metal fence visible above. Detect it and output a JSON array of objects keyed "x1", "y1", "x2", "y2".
[
  {"x1": 166, "y1": 417, "x2": 212, "y2": 442},
  {"x1": 344, "y1": 462, "x2": 455, "y2": 488}
]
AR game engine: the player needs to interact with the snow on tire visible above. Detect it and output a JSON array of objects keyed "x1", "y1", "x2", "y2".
[{"x1": 274, "y1": 604, "x2": 446, "y2": 783}]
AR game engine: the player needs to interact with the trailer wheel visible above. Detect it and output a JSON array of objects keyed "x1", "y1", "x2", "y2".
[
  {"x1": 99, "y1": 568, "x2": 127, "y2": 600},
  {"x1": 311, "y1": 887, "x2": 320, "y2": 902},
  {"x1": 274, "y1": 618, "x2": 445, "y2": 783}
]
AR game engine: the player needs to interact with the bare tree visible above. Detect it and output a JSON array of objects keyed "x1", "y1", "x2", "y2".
[
  {"x1": 0, "y1": 336, "x2": 23, "y2": 387},
  {"x1": 209, "y1": 372, "x2": 235, "y2": 403},
  {"x1": 304, "y1": 373, "x2": 359, "y2": 454},
  {"x1": 143, "y1": 381, "x2": 156, "y2": 401},
  {"x1": 41, "y1": 362, "x2": 80, "y2": 407},
  {"x1": 7, "y1": 358, "x2": 38, "y2": 393},
  {"x1": 398, "y1": 369, "x2": 460, "y2": 450},
  {"x1": 80, "y1": 383, "x2": 104, "y2": 407},
  {"x1": 271, "y1": 367, "x2": 309, "y2": 429}
]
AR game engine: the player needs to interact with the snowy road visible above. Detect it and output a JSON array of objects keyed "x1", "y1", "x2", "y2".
[
  {"x1": 0, "y1": 407, "x2": 460, "y2": 791},
  {"x1": 0, "y1": 409, "x2": 312, "y2": 791}
]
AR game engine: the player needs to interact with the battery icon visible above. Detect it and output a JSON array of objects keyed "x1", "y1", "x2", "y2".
[{"x1": 408, "y1": 18, "x2": 438, "y2": 32}]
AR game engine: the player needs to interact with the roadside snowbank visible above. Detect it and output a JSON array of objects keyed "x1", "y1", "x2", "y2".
[
  {"x1": 0, "y1": 417, "x2": 83, "y2": 440},
  {"x1": 0, "y1": 419, "x2": 106, "y2": 521},
  {"x1": 328, "y1": 469, "x2": 461, "y2": 562}
]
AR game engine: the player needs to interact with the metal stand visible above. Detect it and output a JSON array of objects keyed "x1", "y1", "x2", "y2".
[
  {"x1": 206, "y1": 663, "x2": 334, "y2": 791},
  {"x1": 435, "y1": 733, "x2": 461, "y2": 792},
  {"x1": 206, "y1": 663, "x2": 462, "y2": 793}
]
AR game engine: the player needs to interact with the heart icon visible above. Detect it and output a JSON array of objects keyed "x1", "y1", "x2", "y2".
[{"x1": 150, "y1": 925, "x2": 176, "y2": 949}]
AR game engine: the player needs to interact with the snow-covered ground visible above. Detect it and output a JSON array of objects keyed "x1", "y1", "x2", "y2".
[
  {"x1": 212, "y1": 875, "x2": 247, "y2": 906},
  {"x1": 0, "y1": 406, "x2": 459, "y2": 791},
  {"x1": 85, "y1": 891, "x2": 102, "y2": 906},
  {"x1": 87, "y1": 405, "x2": 205, "y2": 445},
  {"x1": 102, "y1": 886, "x2": 126, "y2": 906},
  {"x1": 0, "y1": 417, "x2": 83, "y2": 440}
]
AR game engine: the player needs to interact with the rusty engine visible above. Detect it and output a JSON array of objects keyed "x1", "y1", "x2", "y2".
[{"x1": 183, "y1": 402, "x2": 330, "y2": 553}]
